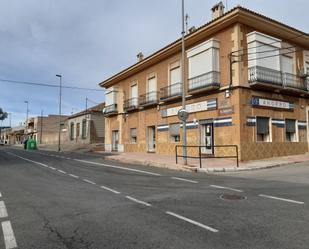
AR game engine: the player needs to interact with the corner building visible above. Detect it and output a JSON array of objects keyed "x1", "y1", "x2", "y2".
[{"x1": 99, "y1": 6, "x2": 309, "y2": 161}]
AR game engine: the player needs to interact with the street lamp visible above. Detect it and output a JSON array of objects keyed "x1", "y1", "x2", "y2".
[
  {"x1": 56, "y1": 74, "x2": 62, "y2": 152},
  {"x1": 24, "y1": 101, "x2": 29, "y2": 136},
  {"x1": 181, "y1": 0, "x2": 187, "y2": 165}
]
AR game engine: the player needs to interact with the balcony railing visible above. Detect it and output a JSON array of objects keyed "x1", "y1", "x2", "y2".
[
  {"x1": 124, "y1": 98, "x2": 138, "y2": 112},
  {"x1": 139, "y1": 91, "x2": 159, "y2": 107},
  {"x1": 188, "y1": 71, "x2": 220, "y2": 92},
  {"x1": 103, "y1": 103, "x2": 118, "y2": 116},
  {"x1": 160, "y1": 82, "x2": 182, "y2": 101},
  {"x1": 249, "y1": 66, "x2": 308, "y2": 92}
]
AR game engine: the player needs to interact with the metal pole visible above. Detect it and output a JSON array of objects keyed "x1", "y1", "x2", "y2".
[
  {"x1": 56, "y1": 75, "x2": 62, "y2": 152},
  {"x1": 25, "y1": 101, "x2": 29, "y2": 136},
  {"x1": 40, "y1": 110, "x2": 43, "y2": 144},
  {"x1": 181, "y1": 0, "x2": 187, "y2": 165}
]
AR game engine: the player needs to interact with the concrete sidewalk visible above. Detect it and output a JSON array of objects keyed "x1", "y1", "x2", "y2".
[{"x1": 98, "y1": 151, "x2": 309, "y2": 172}]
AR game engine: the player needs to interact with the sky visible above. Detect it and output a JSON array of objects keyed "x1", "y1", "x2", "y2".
[{"x1": 0, "y1": 0, "x2": 308, "y2": 127}]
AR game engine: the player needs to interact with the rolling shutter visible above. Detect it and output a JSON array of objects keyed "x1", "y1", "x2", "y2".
[
  {"x1": 257, "y1": 117, "x2": 269, "y2": 135},
  {"x1": 285, "y1": 119, "x2": 296, "y2": 133}
]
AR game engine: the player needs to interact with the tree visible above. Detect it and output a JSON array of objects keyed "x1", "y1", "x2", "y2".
[{"x1": 0, "y1": 108, "x2": 8, "y2": 141}]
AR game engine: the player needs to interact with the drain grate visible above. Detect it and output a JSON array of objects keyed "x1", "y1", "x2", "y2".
[{"x1": 220, "y1": 194, "x2": 247, "y2": 201}]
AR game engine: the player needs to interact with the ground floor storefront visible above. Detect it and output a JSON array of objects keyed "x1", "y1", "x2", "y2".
[{"x1": 104, "y1": 88, "x2": 309, "y2": 161}]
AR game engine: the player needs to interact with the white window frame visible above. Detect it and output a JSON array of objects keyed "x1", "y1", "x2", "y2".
[
  {"x1": 256, "y1": 116, "x2": 272, "y2": 142},
  {"x1": 285, "y1": 119, "x2": 298, "y2": 142}
]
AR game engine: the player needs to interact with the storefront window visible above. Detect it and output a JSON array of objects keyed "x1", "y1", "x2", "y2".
[
  {"x1": 170, "y1": 123, "x2": 180, "y2": 142},
  {"x1": 285, "y1": 119, "x2": 297, "y2": 142},
  {"x1": 130, "y1": 128, "x2": 137, "y2": 143},
  {"x1": 256, "y1": 117, "x2": 271, "y2": 142}
]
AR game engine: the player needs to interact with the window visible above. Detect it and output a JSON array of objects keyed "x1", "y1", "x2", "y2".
[
  {"x1": 82, "y1": 119, "x2": 87, "y2": 139},
  {"x1": 169, "y1": 123, "x2": 180, "y2": 142},
  {"x1": 170, "y1": 62, "x2": 181, "y2": 95},
  {"x1": 76, "y1": 123, "x2": 80, "y2": 138},
  {"x1": 130, "y1": 83, "x2": 138, "y2": 106},
  {"x1": 256, "y1": 117, "x2": 271, "y2": 142},
  {"x1": 247, "y1": 32, "x2": 281, "y2": 71},
  {"x1": 285, "y1": 119, "x2": 297, "y2": 142},
  {"x1": 105, "y1": 87, "x2": 118, "y2": 106},
  {"x1": 147, "y1": 76, "x2": 157, "y2": 101},
  {"x1": 187, "y1": 39, "x2": 220, "y2": 79},
  {"x1": 70, "y1": 123, "x2": 74, "y2": 140},
  {"x1": 130, "y1": 128, "x2": 137, "y2": 143}
]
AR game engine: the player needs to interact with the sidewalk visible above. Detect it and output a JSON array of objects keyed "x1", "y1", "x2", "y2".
[{"x1": 98, "y1": 151, "x2": 309, "y2": 173}]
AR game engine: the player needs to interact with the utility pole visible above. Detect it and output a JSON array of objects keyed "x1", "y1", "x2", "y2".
[
  {"x1": 40, "y1": 110, "x2": 43, "y2": 144},
  {"x1": 56, "y1": 74, "x2": 62, "y2": 152},
  {"x1": 25, "y1": 101, "x2": 29, "y2": 137},
  {"x1": 181, "y1": 0, "x2": 187, "y2": 165}
]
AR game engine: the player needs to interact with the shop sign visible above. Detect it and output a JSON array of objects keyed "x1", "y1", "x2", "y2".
[
  {"x1": 218, "y1": 106, "x2": 234, "y2": 116},
  {"x1": 161, "y1": 99, "x2": 217, "y2": 117},
  {"x1": 251, "y1": 97, "x2": 294, "y2": 110}
]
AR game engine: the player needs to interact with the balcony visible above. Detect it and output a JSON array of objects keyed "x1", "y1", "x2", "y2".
[
  {"x1": 248, "y1": 66, "x2": 309, "y2": 95},
  {"x1": 188, "y1": 71, "x2": 220, "y2": 94},
  {"x1": 103, "y1": 104, "x2": 118, "y2": 117},
  {"x1": 124, "y1": 98, "x2": 138, "y2": 112},
  {"x1": 160, "y1": 82, "x2": 182, "y2": 102},
  {"x1": 139, "y1": 91, "x2": 159, "y2": 107}
]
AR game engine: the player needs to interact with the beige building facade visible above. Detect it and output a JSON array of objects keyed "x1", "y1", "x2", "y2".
[{"x1": 100, "y1": 6, "x2": 309, "y2": 161}]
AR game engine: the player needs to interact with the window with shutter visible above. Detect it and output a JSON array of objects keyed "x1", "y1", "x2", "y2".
[
  {"x1": 256, "y1": 117, "x2": 271, "y2": 142},
  {"x1": 170, "y1": 124, "x2": 180, "y2": 142},
  {"x1": 285, "y1": 119, "x2": 297, "y2": 142},
  {"x1": 130, "y1": 128, "x2": 137, "y2": 143}
]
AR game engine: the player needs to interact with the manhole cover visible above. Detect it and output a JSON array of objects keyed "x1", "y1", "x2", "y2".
[{"x1": 220, "y1": 194, "x2": 247, "y2": 201}]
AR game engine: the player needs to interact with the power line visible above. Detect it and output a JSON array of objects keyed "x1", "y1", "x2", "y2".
[
  {"x1": 0, "y1": 78, "x2": 105, "y2": 92},
  {"x1": 231, "y1": 33, "x2": 307, "y2": 55},
  {"x1": 232, "y1": 45, "x2": 297, "y2": 58}
]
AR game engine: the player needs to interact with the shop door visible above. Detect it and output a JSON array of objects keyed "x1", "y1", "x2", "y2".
[
  {"x1": 201, "y1": 123, "x2": 214, "y2": 154},
  {"x1": 147, "y1": 126, "x2": 156, "y2": 152},
  {"x1": 112, "y1": 130, "x2": 119, "y2": 151}
]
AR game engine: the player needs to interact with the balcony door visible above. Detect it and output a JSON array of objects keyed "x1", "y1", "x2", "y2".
[
  {"x1": 112, "y1": 130, "x2": 119, "y2": 152},
  {"x1": 170, "y1": 64, "x2": 180, "y2": 95},
  {"x1": 200, "y1": 122, "x2": 214, "y2": 155},
  {"x1": 147, "y1": 76, "x2": 157, "y2": 101},
  {"x1": 130, "y1": 84, "x2": 138, "y2": 106}
]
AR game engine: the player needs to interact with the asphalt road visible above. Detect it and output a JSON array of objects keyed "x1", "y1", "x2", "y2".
[{"x1": 0, "y1": 146, "x2": 308, "y2": 249}]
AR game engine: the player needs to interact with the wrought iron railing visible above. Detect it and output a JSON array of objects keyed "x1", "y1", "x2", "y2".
[
  {"x1": 103, "y1": 104, "x2": 117, "y2": 115},
  {"x1": 248, "y1": 66, "x2": 282, "y2": 86},
  {"x1": 160, "y1": 82, "x2": 182, "y2": 100},
  {"x1": 139, "y1": 91, "x2": 159, "y2": 106},
  {"x1": 124, "y1": 98, "x2": 138, "y2": 111},
  {"x1": 249, "y1": 66, "x2": 309, "y2": 92},
  {"x1": 188, "y1": 71, "x2": 220, "y2": 91},
  {"x1": 283, "y1": 73, "x2": 307, "y2": 91}
]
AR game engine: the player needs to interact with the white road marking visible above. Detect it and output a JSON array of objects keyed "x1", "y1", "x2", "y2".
[
  {"x1": 1, "y1": 221, "x2": 17, "y2": 249},
  {"x1": 49, "y1": 167, "x2": 56, "y2": 170},
  {"x1": 210, "y1": 185, "x2": 243, "y2": 193},
  {"x1": 126, "y1": 196, "x2": 152, "y2": 207},
  {"x1": 68, "y1": 174, "x2": 79, "y2": 179},
  {"x1": 165, "y1": 211, "x2": 219, "y2": 233},
  {"x1": 6, "y1": 152, "x2": 49, "y2": 168},
  {"x1": 57, "y1": 170, "x2": 66, "y2": 174},
  {"x1": 171, "y1": 177, "x2": 198, "y2": 184},
  {"x1": 66, "y1": 157, "x2": 71, "y2": 160},
  {"x1": 0, "y1": 192, "x2": 2, "y2": 198},
  {"x1": 74, "y1": 159, "x2": 161, "y2": 176},
  {"x1": 259, "y1": 194, "x2": 304, "y2": 205},
  {"x1": 0, "y1": 201, "x2": 8, "y2": 218},
  {"x1": 100, "y1": 186, "x2": 121, "y2": 194},
  {"x1": 83, "y1": 179, "x2": 96, "y2": 185}
]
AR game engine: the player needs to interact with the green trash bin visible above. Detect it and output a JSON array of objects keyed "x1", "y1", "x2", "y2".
[{"x1": 26, "y1": 139, "x2": 37, "y2": 150}]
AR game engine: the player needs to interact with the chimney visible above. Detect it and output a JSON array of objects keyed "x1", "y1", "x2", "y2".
[
  {"x1": 211, "y1": 1, "x2": 225, "y2": 20},
  {"x1": 137, "y1": 52, "x2": 144, "y2": 62},
  {"x1": 188, "y1": 26, "x2": 196, "y2": 34}
]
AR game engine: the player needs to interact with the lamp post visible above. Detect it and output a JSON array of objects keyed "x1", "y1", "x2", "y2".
[
  {"x1": 24, "y1": 101, "x2": 29, "y2": 136},
  {"x1": 181, "y1": 0, "x2": 187, "y2": 165},
  {"x1": 56, "y1": 74, "x2": 62, "y2": 152}
]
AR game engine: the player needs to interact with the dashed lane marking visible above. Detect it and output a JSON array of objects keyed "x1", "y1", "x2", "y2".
[
  {"x1": 0, "y1": 201, "x2": 8, "y2": 218},
  {"x1": 210, "y1": 185, "x2": 243, "y2": 193},
  {"x1": 57, "y1": 170, "x2": 66, "y2": 174},
  {"x1": 100, "y1": 186, "x2": 121, "y2": 194},
  {"x1": 259, "y1": 194, "x2": 304, "y2": 205},
  {"x1": 74, "y1": 159, "x2": 161, "y2": 176},
  {"x1": 0, "y1": 192, "x2": 2, "y2": 198},
  {"x1": 165, "y1": 211, "x2": 219, "y2": 233},
  {"x1": 1, "y1": 221, "x2": 17, "y2": 249},
  {"x1": 6, "y1": 152, "x2": 49, "y2": 168},
  {"x1": 126, "y1": 196, "x2": 152, "y2": 207},
  {"x1": 49, "y1": 167, "x2": 56, "y2": 170},
  {"x1": 171, "y1": 177, "x2": 198, "y2": 184},
  {"x1": 68, "y1": 174, "x2": 79, "y2": 179},
  {"x1": 83, "y1": 179, "x2": 96, "y2": 185}
]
